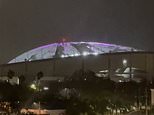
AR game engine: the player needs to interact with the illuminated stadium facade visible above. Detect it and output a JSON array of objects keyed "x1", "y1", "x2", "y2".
[
  {"x1": 9, "y1": 42, "x2": 138, "y2": 63},
  {"x1": 0, "y1": 42, "x2": 154, "y2": 83}
]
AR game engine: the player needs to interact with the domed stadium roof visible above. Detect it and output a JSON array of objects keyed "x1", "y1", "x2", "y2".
[{"x1": 9, "y1": 42, "x2": 138, "y2": 63}]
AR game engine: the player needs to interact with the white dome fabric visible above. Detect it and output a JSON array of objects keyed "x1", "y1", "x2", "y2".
[{"x1": 9, "y1": 42, "x2": 138, "y2": 64}]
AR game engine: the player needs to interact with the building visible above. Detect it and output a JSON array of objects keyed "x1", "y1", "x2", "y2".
[{"x1": 0, "y1": 42, "x2": 154, "y2": 83}]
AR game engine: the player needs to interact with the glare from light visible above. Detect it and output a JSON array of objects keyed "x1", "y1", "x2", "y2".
[
  {"x1": 93, "y1": 52, "x2": 98, "y2": 56},
  {"x1": 82, "y1": 52, "x2": 89, "y2": 56},
  {"x1": 30, "y1": 84, "x2": 37, "y2": 90},
  {"x1": 61, "y1": 55, "x2": 65, "y2": 58},
  {"x1": 99, "y1": 70, "x2": 109, "y2": 73},
  {"x1": 74, "y1": 53, "x2": 80, "y2": 56},
  {"x1": 87, "y1": 46, "x2": 90, "y2": 48},
  {"x1": 64, "y1": 88, "x2": 68, "y2": 91},
  {"x1": 117, "y1": 109, "x2": 120, "y2": 113},
  {"x1": 80, "y1": 41, "x2": 85, "y2": 43},
  {"x1": 43, "y1": 87, "x2": 49, "y2": 90},
  {"x1": 33, "y1": 102, "x2": 37, "y2": 105},
  {"x1": 70, "y1": 54, "x2": 74, "y2": 57},
  {"x1": 122, "y1": 59, "x2": 127, "y2": 67}
]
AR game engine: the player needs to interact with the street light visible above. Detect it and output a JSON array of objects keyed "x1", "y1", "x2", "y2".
[
  {"x1": 122, "y1": 59, "x2": 127, "y2": 67},
  {"x1": 93, "y1": 52, "x2": 98, "y2": 56},
  {"x1": 82, "y1": 52, "x2": 89, "y2": 56},
  {"x1": 43, "y1": 87, "x2": 49, "y2": 91},
  {"x1": 30, "y1": 83, "x2": 37, "y2": 90}
]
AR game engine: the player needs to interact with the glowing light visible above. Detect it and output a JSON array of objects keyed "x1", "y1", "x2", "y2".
[
  {"x1": 82, "y1": 52, "x2": 89, "y2": 56},
  {"x1": 30, "y1": 84, "x2": 37, "y2": 90},
  {"x1": 33, "y1": 102, "x2": 37, "y2": 105},
  {"x1": 61, "y1": 55, "x2": 65, "y2": 58},
  {"x1": 93, "y1": 52, "x2": 98, "y2": 56},
  {"x1": 117, "y1": 109, "x2": 120, "y2": 113},
  {"x1": 74, "y1": 53, "x2": 80, "y2": 56},
  {"x1": 123, "y1": 59, "x2": 127, "y2": 66},
  {"x1": 43, "y1": 87, "x2": 49, "y2": 90},
  {"x1": 70, "y1": 54, "x2": 75, "y2": 57}
]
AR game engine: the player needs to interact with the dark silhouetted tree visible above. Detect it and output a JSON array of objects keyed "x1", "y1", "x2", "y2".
[
  {"x1": 37, "y1": 71, "x2": 44, "y2": 80},
  {"x1": 7, "y1": 70, "x2": 15, "y2": 82}
]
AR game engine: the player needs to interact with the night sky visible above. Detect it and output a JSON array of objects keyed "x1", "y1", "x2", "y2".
[{"x1": 0, "y1": 0, "x2": 154, "y2": 63}]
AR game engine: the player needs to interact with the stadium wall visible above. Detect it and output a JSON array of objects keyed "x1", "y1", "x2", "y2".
[{"x1": 0, "y1": 52, "x2": 154, "y2": 82}]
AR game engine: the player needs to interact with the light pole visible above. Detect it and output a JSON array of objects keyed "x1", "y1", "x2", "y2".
[
  {"x1": 30, "y1": 82, "x2": 41, "y2": 115},
  {"x1": 37, "y1": 79, "x2": 41, "y2": 115},
  {"x1": 145, "y1": 87, "x2": 148, "y2": 115},
  {"x1": 108, "y1": 53, "x2": 111, "y2": 79},
  {"x1": 37, "y1": 71, "x2": 43, "y2": 115}
]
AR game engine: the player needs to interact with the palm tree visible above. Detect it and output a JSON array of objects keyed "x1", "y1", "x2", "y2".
[
  {"x1": 7, "y1": 70, "x2": 15, "y2": 83},
  {"x1": 37, "y1": 71, "x2": 44, "y2": 81}
]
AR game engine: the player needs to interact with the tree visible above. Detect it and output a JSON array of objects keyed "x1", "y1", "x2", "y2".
[
  {"x1": 37, "y1": 71, "x2": 44, "y2": 80},
  {"x1": 66, "y1": 97, "x2": 94, "y2": 115},
  {"x1": 7, "y1": 70, "x2": 15, "y2": 83}
]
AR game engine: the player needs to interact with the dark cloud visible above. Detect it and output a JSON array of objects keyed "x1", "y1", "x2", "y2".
[{"x1": 0, "y1": 0, "x2": 154, "y2": 63}]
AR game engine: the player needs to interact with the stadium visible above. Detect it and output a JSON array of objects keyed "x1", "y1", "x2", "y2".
[{"x1": 0, "y1": 42, "x2": 154, "y2": 83}]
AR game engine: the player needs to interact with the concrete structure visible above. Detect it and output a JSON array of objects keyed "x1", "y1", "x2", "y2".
[{"x1": 0, "y1": 42, "x2": 154, "y2": 83}]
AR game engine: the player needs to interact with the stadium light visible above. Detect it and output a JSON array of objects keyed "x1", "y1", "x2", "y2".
[
  {"x1": 43, "y1": 87, "x2": 49, "y2": 91},
  {"x1": 93, "y1": 52, "x2": 98, "y2": 56},
  {"x1": 61, "y1": 55, "x2": 65, "y2": 58},
  {"x1": 122, "y1": 59, "x2": 127, "y2": 67},
  {"x1": 82, "y1": 52, "x2": 89, "y2": 56},
  {"x1": 70, "y1": 54, "x2": 75, "y2": 57},
  {"x1": 74, "y1": 53, "x2": 80, "y2": 57}
]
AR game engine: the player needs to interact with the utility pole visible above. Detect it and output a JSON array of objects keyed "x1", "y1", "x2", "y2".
[
  {"x1": 38, "y1": 82, "x2": 41, "y2": 115},
  {"x1": 37, "y1": 71, "x2": 43, "y2": 115},
  {"x1": 145, "y1": 53, "x2": 148, "y2": 115},
  {"x1": 145, "y1": 87, "x2": 148, "y2": 115}
]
